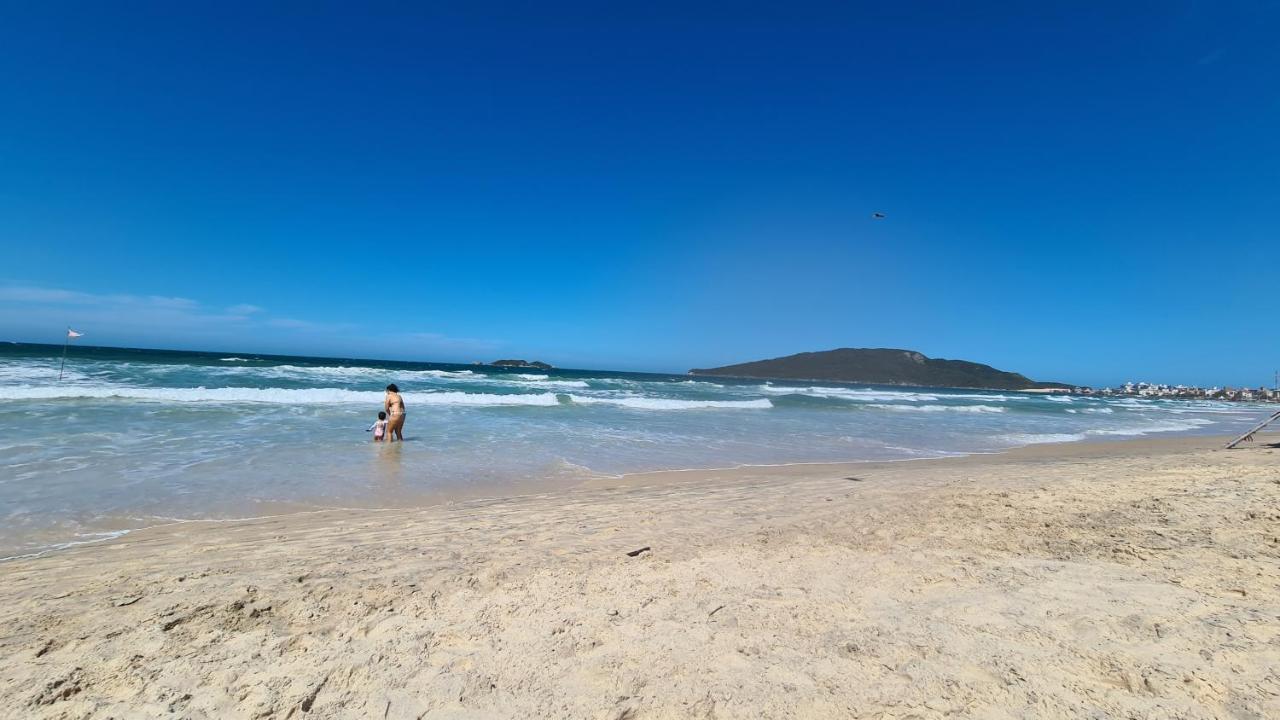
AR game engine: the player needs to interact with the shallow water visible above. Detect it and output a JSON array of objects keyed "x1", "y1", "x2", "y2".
[{"x1": 0, "y1": 343, "x2": 1271, "y2": 558}]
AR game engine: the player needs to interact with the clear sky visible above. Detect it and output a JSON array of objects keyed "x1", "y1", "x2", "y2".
[{"x1": 1, "y1": 2, "x2": 1277, "y2": 386}]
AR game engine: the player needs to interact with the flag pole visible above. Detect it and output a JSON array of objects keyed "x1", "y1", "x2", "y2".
[{"x1": 59, "y1": 328, "x2": 70, "y2": 381}]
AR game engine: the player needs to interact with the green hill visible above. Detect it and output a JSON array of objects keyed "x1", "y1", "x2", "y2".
[{"x1": 690, "y1": 348, "x2": 1070, "y2": 390}]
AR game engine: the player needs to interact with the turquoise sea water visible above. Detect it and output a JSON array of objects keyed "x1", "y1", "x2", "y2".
[{"x1": 0, "y1": 342, "x2": 1272, "y2": 559}]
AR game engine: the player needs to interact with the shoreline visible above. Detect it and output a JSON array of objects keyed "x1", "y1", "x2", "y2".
[
  {"x1": 3, "y1": 430, "x2": 1272, "y2": 572},
  {"x1": 0, "y1": 430, "x2": 1238, "y2": 564},
  {"x1": 15, "y1": 432, "x2": 1218, "y2": 569},
  {"x1": 4, "y1": 433, "x2": 1278, "y2": 717}
]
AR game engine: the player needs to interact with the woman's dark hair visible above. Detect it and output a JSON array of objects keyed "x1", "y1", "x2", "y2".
[
  {"x1": 378, "y1": 411, "x2": 387, "y2": 420},
  {"x1": 386, "y1": 384, "x2": 399, "y2": 393}
]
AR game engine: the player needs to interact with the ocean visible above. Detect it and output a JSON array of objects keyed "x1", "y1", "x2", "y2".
[{"x1": 0, "y1": 342, "x2": 1271, "y2": 559}]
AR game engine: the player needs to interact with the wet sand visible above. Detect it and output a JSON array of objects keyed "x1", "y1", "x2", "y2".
[{"x1": 2, "y1": 434, "x2": 1278, "y2": 718}]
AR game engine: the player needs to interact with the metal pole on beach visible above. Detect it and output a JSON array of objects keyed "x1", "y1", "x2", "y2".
[{"x1": 59, "y1": 328, "x2": 70, "y2": 381}]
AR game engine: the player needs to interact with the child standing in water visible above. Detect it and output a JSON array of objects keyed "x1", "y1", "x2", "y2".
[{"x1": 368, "y1": 411, "x2": 388, "y2": 442}]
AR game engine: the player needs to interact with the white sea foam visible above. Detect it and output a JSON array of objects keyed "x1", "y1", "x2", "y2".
[
  {"x1": 132, "y1": 362, "x2": 482, "y2": 383},
  {"x1": 866, "y1": 404, "x2": 1006, "y2": 413},
  {"x1": 881, "y1": 444, "x2": 967, "y2": 457},
  {"x1": 1045, "y1": 395, "x2": 1073, "y2": 403},
  {"x1": 1000, "y1": 433, "x2": 1087, "y2": 445},
  {"x1": 0, "y1": 363, "x2": 89, "y2": 385},
  {"x1": 759, "y1": 385, "x2": 940, "y2": 402},
  {"x1": 569, "y1": 395, "x2": 772, "y2": 410},
  {"x1": 1111, "y1": 398, "x2": 1157, "y2": 408},
  {"x1": 930, "y1": 392, "x2": 1023, "y2": 401},
  {"x1": 219, "y1": 357, "x2": 252, "y2": 362},
  {"x1": 247, "y1": 365, "x2": 478, "y2": 381},
  {"x1": 511, "y1": 379, "x2": 590, "y2": 389},
  {"x1": 1, "y1": 529, "x2": 133, "y2": 561},
  {"x1": 0, "y1": 385, "x2": 560, "y2": 406},
  {"x1": 414, "y1": 391, "x2": 561, "y2": 407},
  {"x1": 1086, "y1": 418, "x2": 1214, "y2": 436},
  {"x1": 500, "y1": 375, "x2": 590, "y2": 389},
  {"x1": 1164, "y1": 407, "x2": 1257, "y2": 415},
  {"x1": 757, "y1": 384, "x2": 1026, "y2": 403}
]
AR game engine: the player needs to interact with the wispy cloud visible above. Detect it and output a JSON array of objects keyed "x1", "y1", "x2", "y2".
[
  {"x1": 146, "y1": 296, "x2": 200, "y2": 310},
  {"x1": 0, "y1": 286, "x2": 268, "y2": 341},
  {"x1": 0, "y1": 286, "x2": 199, "y2": 310},
  {"x1": 0, "y1": 284, "x2": 497, "y2": 359}
]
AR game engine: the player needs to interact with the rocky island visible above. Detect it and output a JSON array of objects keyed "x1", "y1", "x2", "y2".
[
  {"x1": 690, "y1": 348, "x2": 1070, "y2": 391},
  {"x1": 491, "y1": 359, "x2": 554, "y2": 370}
]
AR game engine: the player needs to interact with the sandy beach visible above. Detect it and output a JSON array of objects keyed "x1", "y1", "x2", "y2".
[{"x1": 2, "y1": 434, "x2": 1278, "y2": 719}]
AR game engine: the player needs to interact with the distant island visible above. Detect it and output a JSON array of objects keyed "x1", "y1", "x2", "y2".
[
  {"x1": 690, "y1": 348, "x2": 1071, "y2": 391},
  {"x1": 491, "y1": 359, "x2": 554, "y2": 370}
]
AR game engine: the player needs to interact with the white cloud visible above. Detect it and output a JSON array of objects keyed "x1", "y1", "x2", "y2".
[
  {"x1": 144, "y1": 296, "x2": 200, "y2": 310},
  {"x1": 0, "y1": 286, "x2": 198, "y2": 310},
  {"x1": 0, "y1": 284, "x2": 498, "y2": 359},
  {"x1": 0, "y1": 286, "x2": 258, "y2": 343},
  {"x1": 0, "y1": 287, "x2": 91, "y2": 304}
]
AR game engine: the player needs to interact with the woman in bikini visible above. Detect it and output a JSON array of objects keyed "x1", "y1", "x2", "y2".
[{"x1": 384, "y1": 383, "x2": 406, "y2": 442}]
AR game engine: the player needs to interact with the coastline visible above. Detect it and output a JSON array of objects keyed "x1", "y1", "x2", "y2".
[
  {"x1": 6, "y1": 342, "x2": 1274, "y2": 564},
  {"x1": 4, "y1": 434, "x2": 1278, "y2": 717},
  {"x1": 0, "y1": 430, "x2": 1231, "y2": 563}
]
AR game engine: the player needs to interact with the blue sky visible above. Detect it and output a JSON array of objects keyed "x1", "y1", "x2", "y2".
[{"x1": 1, "y1": 2, "x2": 1277, "y2": 386}]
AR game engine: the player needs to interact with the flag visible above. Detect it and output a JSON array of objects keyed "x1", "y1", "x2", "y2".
[{"x1": 67, "y1": 329, "x2": 84, "y2": 339}]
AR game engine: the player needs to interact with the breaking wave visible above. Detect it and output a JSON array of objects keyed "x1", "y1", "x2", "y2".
[
  {"x1": 569, "y1": 395, "x2": 773, "y2": 410},
  {"x1": 1086, "y1": 418, "x2": 1214, "y2": 436},
  {"x1": 511, "y1": 379, "x2": 590, "y2": 389},
  {"x1": 414, "y1": 391, "x2": 562, "y2": 407},
  {"x1": 0, "y1": 385, "x2": 560, "y2": 406},
  {"x1": 501, "y1": 375, "x2": 590, "y2": 389},
  {"x1": 759, "y1": 385, "x2": 940, "y2": 402},
  {"x1": 249, "y1": 365, "x2": 478, "y2": 381},
  {"x1": 1000, "y1": 433, "x2": 1088, "y2": 445},
  {"x1": 866, "y1": 404, "x2": 1006, "y2": 413}
]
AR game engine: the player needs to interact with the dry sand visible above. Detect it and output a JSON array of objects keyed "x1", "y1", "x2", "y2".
[{"x1": 2, "y1": 434, "x2": 1278, "y2": 719}]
